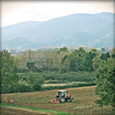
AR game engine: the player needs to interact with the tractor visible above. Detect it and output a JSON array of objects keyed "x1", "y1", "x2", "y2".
[{"x1": 49, "y1": 90, "x2": 73, "y2": 103}]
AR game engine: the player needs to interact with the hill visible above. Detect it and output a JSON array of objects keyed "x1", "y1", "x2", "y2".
[{"x1": 1, "y1": 12, "x2": 114, "y2": 50}]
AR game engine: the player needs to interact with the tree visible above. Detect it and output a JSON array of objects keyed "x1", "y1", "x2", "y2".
[
  {"x1": 72, "y1": 47, "x2": 86, "y2": 58},
  {"x1": 60, "y1": 48, "x2": 87, "y2": 72},
  {"x1": 110, "y1": 47, "x2": 115, "y2": 58},
  {"x1": 0, "y1": 50, "x2": 19, "y2": 93},
  {"x1": 61, "y1": 55, "x2": 68, "y2": 64},
  {"x1": 26, "y1": 62, "x2": 42, "y2": 72},
  {"x1": 27, "y1": 73, "x2": 44, "y2": 91},
  {"x1": 95, "y1": 58, "x2": 115, "y2": 108},
  {"x1": 84, "y1": 51, "x2": 97, "y2": 71},
  {"x1": 90, "y1": 48, "x2": 100, "y2": 56},
  {"x1": 59, "y1": 47, "x2": 68, "y2": 53},
  {"x1": 100, "y1": 53, "x2": 107, "y2": 61},
  {"x1": 92, "y1": 56, "x2": 101, "y2": 70},
  {"x1": 101, "y1": 47, "x2": 106, "y2": 53},
  {"x1": 110, "y1": 47, "x2": 115, "y2": 55},
  {"x1": 100, "y1": 52, "x2": 110, "y2": 61}
]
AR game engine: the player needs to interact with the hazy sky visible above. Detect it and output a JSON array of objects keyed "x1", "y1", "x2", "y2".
[{"x1": 1, "y1": 1, "x2": 114, "y2": 27}]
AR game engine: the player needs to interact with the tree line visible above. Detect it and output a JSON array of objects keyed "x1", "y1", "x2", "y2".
[{"x1": 13, "y1": 47, "x2": 115, "y2": 73}]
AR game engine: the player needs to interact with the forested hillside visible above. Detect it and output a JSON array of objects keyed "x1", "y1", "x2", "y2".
[{"x1": 2, "y1": 12, "x2": 114, "y2": 50}]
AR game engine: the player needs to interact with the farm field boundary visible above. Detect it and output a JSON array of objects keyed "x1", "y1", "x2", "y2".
[{"x1": 0, "y1": 103, "x2": 76, "y2": 115}]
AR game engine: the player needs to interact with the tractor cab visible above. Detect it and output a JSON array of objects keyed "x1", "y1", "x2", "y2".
[{"x1": 58, "y1": 90, "x2": 66, "y2": 96}]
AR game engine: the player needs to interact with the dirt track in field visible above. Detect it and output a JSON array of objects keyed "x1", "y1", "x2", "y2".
[{"x1": 0, "y1": 107, "x2": 54, "y2": 115}]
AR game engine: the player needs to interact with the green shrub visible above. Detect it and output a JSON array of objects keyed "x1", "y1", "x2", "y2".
[
  {"x1": 42, "y1": 71, "x2": 95, "y2": 82},
  {"x1": 18, "y1": 71, "x2": 95, "y2": 83}
]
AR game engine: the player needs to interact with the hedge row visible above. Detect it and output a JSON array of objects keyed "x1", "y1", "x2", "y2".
[{"x1": 18, "y1": 71, "x2": 95, "y2": 83}]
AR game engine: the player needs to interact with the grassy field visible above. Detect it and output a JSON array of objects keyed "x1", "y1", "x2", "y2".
[{"x1": 1, "y1": 86, "x2": 115, "y2": 114}]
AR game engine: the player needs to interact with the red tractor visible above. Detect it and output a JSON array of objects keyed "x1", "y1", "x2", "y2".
[{"x1": 49, "y1": 90, "x2": 73, "y2": 103}]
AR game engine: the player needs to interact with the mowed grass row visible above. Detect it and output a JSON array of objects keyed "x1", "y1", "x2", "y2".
[{"x1": 1, "y1": 86, "x2": 114, "y2": 114}]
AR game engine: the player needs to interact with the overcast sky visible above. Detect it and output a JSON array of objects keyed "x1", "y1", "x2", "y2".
[{"x1": 1, "y1": 1, "x2": 114, "y2": 27}]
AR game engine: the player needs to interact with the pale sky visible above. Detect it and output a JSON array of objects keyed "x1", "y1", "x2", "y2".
[{"x1": 1, "y1": 1, "x2": 114, "y2": 27}]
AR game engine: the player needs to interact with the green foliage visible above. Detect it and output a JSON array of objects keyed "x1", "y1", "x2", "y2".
[
  {"x1": 92, "y1": 56, "x2": 101, "y2": 70},
  {"x1": 84, "y1": 50, "x2": 98, "y2": 71},
  {"x1": 100, "y1": 52, "x2": 110, "y2": 61},
  {"x1": 60, "y1": 47, "x2": 87, "y2": 72},
  {"x1": 39, "y1": 71, "x2": 95, "y2": 83},
  {"x1": 17, "y1": 73, "x2": 44, "y2": 92},
  {"x1": 60, "y1": 47, "x2": 98, "y2": 72},
  {"x1": 110, "y1": 47, "x2": 115, "y2": 56},
  {"x1": 59, "y1": 46, "x2": 68, "y2": 53},
  {"x1": 95, "y1": 58, "x2": 115, "y2": 108},
  {"x1": 0, "y1": 50, "x2": 19, "y2": 93},
  {"x1": 90, "y1": 48, "x2": 98, "y2": 53},
  {"x1": 61, "y1": 55, "x2": 68, "y2": 64},
  {"x1": 1, "y1": 47, "x2": 114, "y2": 94},
  {"x1": 27, "y1": 73, "x2": 44, "y2": 91},
  {"x1": 16, "y1": 83, "x2": 32, "y2": 92},
  {"x1": 0, "y1": 50, "x2": 44, "y2": 93},
  {"x1": 13, "y1": 47, "x2": 114, "y2": 74},
  {"x1": 26, "y1": 62, "x2": 42, "y2": 72},
  {"x1": 18, "y1": 68, "x2": 30, "y2": 73},
  {"x1": 18, "y1": 71, "x2": 95, "y2": 91},
  {"x1": 101, "y1": 47, "x2": 106, "y2": 53}
]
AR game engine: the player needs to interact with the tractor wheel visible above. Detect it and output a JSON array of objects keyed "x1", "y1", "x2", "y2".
[
  {"x1": 65, "y1": 97, "x2": 68, "y2": 102},
  {"x1": 70, "y1": 97, "x2": 73, "y2": 102},
  {"x1": 59, "y1": 97, "x2": 65, "y2": 103}
]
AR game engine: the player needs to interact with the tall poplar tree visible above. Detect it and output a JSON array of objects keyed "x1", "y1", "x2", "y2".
[{"x1": 95, "y1": 58, "x2": 115, "y2": 108}]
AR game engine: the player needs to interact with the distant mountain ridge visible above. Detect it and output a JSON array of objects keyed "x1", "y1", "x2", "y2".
[{"x1": 1, "y1": 12, "x2": 114, "y2": 50}]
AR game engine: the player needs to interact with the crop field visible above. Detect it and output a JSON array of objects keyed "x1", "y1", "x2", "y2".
[{"x1": 1, "y1": 86, "x2": 114, "y2": 114}]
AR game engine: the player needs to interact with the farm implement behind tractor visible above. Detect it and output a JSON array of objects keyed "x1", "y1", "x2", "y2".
[{"x1": 49, "y1": 90, "x2": 73, "y2": 104}]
